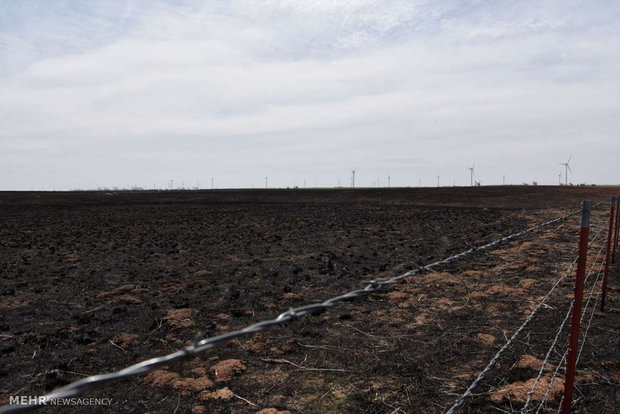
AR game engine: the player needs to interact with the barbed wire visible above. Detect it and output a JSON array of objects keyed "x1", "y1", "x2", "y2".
[
  {"x1": 523, "y1": 301, "x2": 573, "y2": 413},
  {"x1": 535, "y1": 351, "x2": 568, "y2": 413},
  {"x1": 521, "y1": 237, "x2": 606, "y2": 413},
  {"x1": 445, "y1": 211, "x2": 605, "y2": 414},
  {"x1": 0, "y1": 204, "x2": 599, "y2": 413},
  {"x1": 552, "y1": 252, "x2": 605, "y2": 414},
  {"x1": 534, "y1": 250, "x2": 606, "y2": 414},
  {"x1": 575, "y1": 272, "x2": 602, "y2": 367}
]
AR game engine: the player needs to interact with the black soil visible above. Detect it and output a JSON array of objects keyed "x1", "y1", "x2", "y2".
[{"x1": 1, "y1": 186, "x2": 619, "y2": 413}]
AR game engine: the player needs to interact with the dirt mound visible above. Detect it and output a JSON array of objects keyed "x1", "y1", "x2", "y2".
[
  {"x1": 164, "y1": 308, "x2": 197, "y2": 328},
  {"x1": 519, "y1": 278, "x2": 538, "y2": 288},
  {"x1": 143, "y1": 370, "x2": 181, "y2": 388},
  {"x1": 143, "y1": 369, "x2": 213, "y2": 393},
  {"x1": 198, "y1": 387, "x2": 234, "y2": 401},
  {"x1": 461, "y1": 270, "x2": 486, "y2": 278},
  {"x1": 514, "y1": 355, "x2": 544, "y2": 370},
  {"x1": 490, "y1": 375, "x2": 564, "y2": 403},
  {"x1": 111, "y1": 333, "x2": 139, "y2": 349},
  {"x1": 282, "y1": 292, "x2": 302, "y2": 300},
  {"x1": 476, "y1": 333, "x2": 496, "y2": 345},
  {"x1": 210, "y1": 359, "x2": 247, "y2": 382},
  {"x1": 486, "y1": 284, "x2": 526, "y2": 297},
  {"x1": 240, "y1": 334, "x2": 269, "y2": 353},
  {"x1": 385, "y1": 291, "x2": 409, "y2": 302},
  {"x1": 425, "y1": 271, "x2": 459, "y2": 284}
]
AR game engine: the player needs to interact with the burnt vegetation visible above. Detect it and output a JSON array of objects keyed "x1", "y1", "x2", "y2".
[{"x1": 1, "y1": 186, "x2": 619, "y2": 413}]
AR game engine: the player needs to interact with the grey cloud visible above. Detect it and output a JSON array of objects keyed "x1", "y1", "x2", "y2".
[{"x1": 0, "y1": 0, "x2": 618, "y2": 190}]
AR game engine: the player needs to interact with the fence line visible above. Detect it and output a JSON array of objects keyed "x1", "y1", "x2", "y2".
[
  {"x1": 521, "y1": 235, "x2": 607, "y2": 413},
  {"x1": 534, "y1": 257, "x2": 604, "y2": 414},
  {"x1": 613, "y1": 194, "x2": 620, "y2": 263},
  {"x1": 544, "y1": 251, "x2": 605, "y2": 414},
  {"x1": 555, "y1": 247, "x2": 606, "y2": 413},
  {"x1": 535, "y1": 197, "x2": 617, "y2": 414},
  {"x1": 600, "y1": 196, "x2": 616, "y2": 311},
  {"x1": 445, "y1": 218, "x2": 606, "y2": 414},
  {"x1": 0, "y1": 202, "x2": 608, "y2": 413}
]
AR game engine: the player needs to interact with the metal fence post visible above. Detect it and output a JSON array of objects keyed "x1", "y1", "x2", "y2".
[
  {"x1": 613, "y1": 194, "x2": 620, "y2": 264},
  {"x1": 601, "y1": 197, "x2": 616, "y2": 312},
  {"x1": 561, "y1": 200, "x2": 591, "y2": 414}
]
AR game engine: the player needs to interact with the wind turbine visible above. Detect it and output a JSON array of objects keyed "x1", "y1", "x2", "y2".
[
  {"x1": 559, "y1": 155, "x2": 572, "y2": 186},
  {"x1": 558, "y1": 171, "x2": 562, "y2": 186},
  {"x1": 468, "y1": 162, "x2": 476, "y2": 187},
  {"x1": 351, "y1": 167, "x2": 356, "y2": 188}
]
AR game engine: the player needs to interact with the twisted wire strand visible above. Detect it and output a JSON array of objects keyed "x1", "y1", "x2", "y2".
[
  {"x1": 521, "y1": 236, "x2": 606, "y2": 413},
  {"x1": 534, "y1": 251, "x2": 606, "y2": 414},
  {"x1": 0, "y1": 205, "x2": 596, "y2": 413},
  {"x1": 445, "y1": 211, "x2": 604, "y2": 414},
  {"x1": 536, "y1": 351, "x2": 568, "y2": 413},
  {"x1": 575, "y1": 274, "x2": 602, "y2": 367}
]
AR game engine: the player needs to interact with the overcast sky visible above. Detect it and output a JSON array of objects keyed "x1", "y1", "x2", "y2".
[{"x1": 1, "y1": 0, "x2": 619, "y2": 190}]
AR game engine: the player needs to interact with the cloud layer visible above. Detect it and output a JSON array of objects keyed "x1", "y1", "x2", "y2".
[{"x1": 1, "y1": 0, "x2": 619, "y2": 189}]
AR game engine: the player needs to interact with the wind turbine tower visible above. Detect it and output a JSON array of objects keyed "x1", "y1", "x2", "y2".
[
  {"x1": 468, "y1": 162, "x2": 476, "y2": 187},
  {"x1": 559, "y1": 155, "x2": 572, "y2": 186},
  {"x1": 351, "y1": 168, "x2": 356, "y2": 188},
  {"x1": 558, "y1": 171, "x2": 562, "y2": 186}
]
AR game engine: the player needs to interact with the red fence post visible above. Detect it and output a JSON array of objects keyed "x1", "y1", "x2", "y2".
[
  {"x1": 561, "y1": 200, "x2": 591, "y2": 414},
  {"x1": 613, "y1": 194, "x2": 620, "y2": 264},
  {"x1": 601, "y1": 197, "x2": 616, "y2": 312}
]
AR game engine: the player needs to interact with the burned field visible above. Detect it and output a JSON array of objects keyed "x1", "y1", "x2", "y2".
[{"x1": 1, "y1": 186, "x2": 619, "y2": 413}]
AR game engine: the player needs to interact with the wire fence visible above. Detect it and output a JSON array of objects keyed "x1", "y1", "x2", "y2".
[
  {"x1": 445, "y1": 221, "x2": 607, "y2": 414},
  {"x1": 521, "y1": 238, "x2": 606, "y2": 413},
  {"x1": 553, "y1": 261, "x2": 604, "y2": 413},
  {"x1": 535, "y1": 247, "x2": 605, "y2": 414},
  {"x1": 446, "y1": 198, "x2": 619, "y2": 414},
  {"x1": 1, "y1": 198, "x2": 619, "y2": 413}
]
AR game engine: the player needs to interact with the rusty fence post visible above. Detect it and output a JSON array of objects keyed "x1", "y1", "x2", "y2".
[
  {"x1": 561, "y1": 200, "x2": 591, "y2": 414},
  {"x1": 614, "y1": 194, "x2": 620, "y2": 264},
  {"x1": 601, "y1": 197, "x2": 616, "y2": 311}
]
